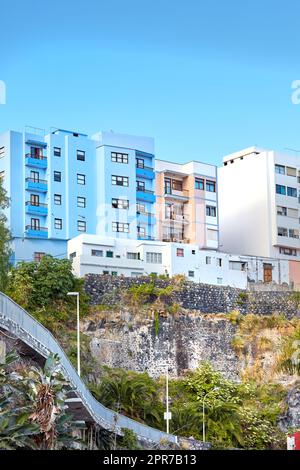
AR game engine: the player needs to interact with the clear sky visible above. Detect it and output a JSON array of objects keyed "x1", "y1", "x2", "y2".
[{"x1": 1, "y1": 0, "x2": 300, "y2": 166}]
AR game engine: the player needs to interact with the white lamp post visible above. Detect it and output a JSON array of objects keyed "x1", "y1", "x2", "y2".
[
  {"x1": 202, "y1": 387, "x2": 219, "y2": 442},
  {"x1": 67, "y1": 292, "x2": 80, "y2": 377}
]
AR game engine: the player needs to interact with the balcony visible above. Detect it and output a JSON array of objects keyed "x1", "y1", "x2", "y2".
[
  {"x1": 137, "y1": 234, "x2": 156, "y2": 241},
  {"x1": 136, "y1": 164, "x2": 155, "y2": 180},
  {"x1": 164, "y1": 188, "x2": 189, "y2": 200},
  {"x1": 137, "y1": 211, "x2": 156, "y2": 225},
  {"x1": 25, "y1": 177, "x2": 48, "y2": 192},
  {"x1": 136, "y1": 187, "x2": 156, "y2": 203},
  {"x1": 25, "y1": 225, "x2": 48, "y2": 238},
  {"x1": 163, "y1": 214, "x2": 189, "y2": 224},
  {"x1": 162, "y1": 237, "x2": 190, "y2": 243},
  {"x1": 25, "y1": 153, "x2": 47, "y2": 169},
  {"x1": 25, "y1": 201, "x2": 48, "y2": 216}
]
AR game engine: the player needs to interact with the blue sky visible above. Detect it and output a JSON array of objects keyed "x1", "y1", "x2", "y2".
[{"x1": 1, "y1": 0, "x2": 300, "y2": 165}]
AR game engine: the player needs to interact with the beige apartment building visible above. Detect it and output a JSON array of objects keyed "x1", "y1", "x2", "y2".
[{"x1": 155, "y1": 159, "x2": 219, "y2": 249}]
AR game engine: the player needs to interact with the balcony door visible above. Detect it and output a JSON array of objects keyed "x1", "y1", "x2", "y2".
[
  {"x1": 30, "y1": 171, "x2": 39, "y2": 182},
  {"x1": 30, "y1": 194, "x2": 39, "y2": 206},
  {"x1": 31, "y1": 218, "x2": 40, "y2": 230}
]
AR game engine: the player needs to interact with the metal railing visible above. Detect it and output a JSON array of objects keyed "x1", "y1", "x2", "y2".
[
  {"x1": 136, "y1": 164, "x2": 154, "y2": 171},
  {"x1": 25, "y1": 202, "x2": 48, "y2": 208},
  {"x1": 136, "y1": 187, "x2": 155, "y2": 194},
  {"x1": 0, "y1": 292, "x2": 177, "y2": 444},
  {"x1": 25, "y1": 177, "x2": 48, "y2": 185},
  {"x1": 25, "y1": 225, "x2": 48, "y2": 232},
  {"x1": 25, "y1": 153, "x2": 47, "y2": 161}
]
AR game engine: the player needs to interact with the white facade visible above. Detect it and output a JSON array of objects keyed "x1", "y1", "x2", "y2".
[
  {"x1": 68, "y1": 234, "x2": 290, "y2": 289},
  {"x1": 218, "y1": 147, "x2": 300, "y2": 261}
]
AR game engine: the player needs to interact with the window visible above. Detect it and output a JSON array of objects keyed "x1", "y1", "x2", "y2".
[
  {"x1": 206, "y1": 256, "x2": 211, "y2": 265},
  {"x1": 289, "y1": 229, "x2": 299, "y2": 239},
  {"x1": 54, "y1": 171, "x2": 61, "y2": 182},
  {"x1": 278, "y1": 227, "x2": 288, "y2": 237},
  {"x1": 195, "y1": 178, "x2": 204, "y2": 190},
  {"x1": 229, "y1": 261, "x2": 243, "y2": 270},
  {"x1": 54, "y1": 147, "x2": 61, "y2": 157},
  {"x1": 112, "y1": 198, "x2": 129, "y2": 209},
  {"x1": 192, "y1": 249, "x2": 196, "y2": 255},
  {"x1": 127, "y1": 252, "x2": 140, "y2": 260},
  {"x1": 276, "y1": 184, "x2": 286, "y2": 195},
  {"x1": 31, "y1": 171, "x2": 39, "y2": 182},
  {"x1": 176, "y1": 248, "x2": 184, "y2": 257},
  {"x1": 275, "y1": 164, "x2": 285, "y2": 175},
  {"x1": 279, "y1": 247, "x2": 297, "y2": 256},
  {"x1": 91, "y1": 249, "x2": 103, "y2": 257},
  {"x1": 112, "y1": 175, "x2": 129, "y2": 186},
  {"x1": 136, "y1": 158, "x2": 144, "y2": 168},
  {"x1": 77, "y1": 196, "x2": 86, "y2": 208},
  {"x1": 137, "y1": 203, "x2": 146, "y2": 213},
  {"x1": 106, "y1": 250, "x2": 113, "y2": 258},
  {"x1": 69, "y1": 252, "x2": 76, "y2": 259},
  {"x1": 112, "y1": 222, "x2": 130, "y2": 233},
  {"x1": 111, "y1": 152, "x2": 128, "y2": 164},
  {"x1": 30, "y1": 194, "x2": 39, "y2": 206},
  {"x1": 146, "y1": 252, "x2": 162, "y2": 264},
  {"x1": 54, "y1": 194, "x2": 62, "y2": 205},
  {"x1": 207, "y1": 229, "x2": 218, "y2": 241},
  {"x1": 277, "y1": 206, "x2": 287, "y2": 216},
  {"x1": 103, "y1": 271, "x2": 109, "y2": 275},
  {"x1": 286, "y1": 166, "x2": 296, "y2": 177},
  {"x1": 0, "y1": 171, "x2": 4, "y2": 181},
  {"x1": 0, "y1": 146, "x2": 5, "y2": 158},
  {"x1": 188, "y1": 270, "x2": 194, "y2": 278},
  {"x1": 111, "y1": 271, "x2": 118, "y2": 277},
  {"x1": 54, "y1": 218, "x2": 62, "y2": 230},
  {"x1": 206, "y1": 180, "x2": 216, "y2": 192},
  {"x1": 31, "y1": 218, "x2": 40, "y2": 230},
  {"x1": 77, "y1": 220, "x2": 86, "y2": 232},
  {"x1": 217, "y1": 258, "x2": 222, "y2": 267},
  {"x1": 136, "y1": 180, "x2": 145, "y2": 191},
  {"x1": 137, "y1": 226, "x2": 146, "y2": 237},
  {"x1": 172, "y1": 180, "x2": 183, "y2": 191},
  {"x1": 206, "y1": 205, "x2": 216, "y2": 217},
  {"x1": 77, "y1": 150, "x2": 85, "y2": 161},
  {"x1": 288, "y1": 208, "x2": 298, "y2": 218},
  {"x1": 287, "y1": 187, "x2": 297, "y2": 197},
  {"x1": 34, "y1": 252, "x2": 45, "y2": 262},
  {"x1": 217, "y1": 278, "x2": 223, "y2": 285},
  {"x1": 77, "y1": 173, "x2": 86, "y2": 185}
]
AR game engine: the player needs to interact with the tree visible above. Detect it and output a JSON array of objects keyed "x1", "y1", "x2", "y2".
[
  {"x1": 6, "y1": 255, "x2": 89, "y2": 330},
  {"x1": 0, "y1": 177, "x2": 11, "y2": 291}
]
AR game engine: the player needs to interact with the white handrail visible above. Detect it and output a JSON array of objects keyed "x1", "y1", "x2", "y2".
[{"x1": 0, "y1": 292, "x2": 177, "y2": 444}]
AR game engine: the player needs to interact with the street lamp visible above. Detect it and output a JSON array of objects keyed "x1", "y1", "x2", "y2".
[
  {"x1": 202, "y1": 387, "x2": 219, "y2": 442},
  {"x1": 67, "y1": 292, "x2": 80, "y2": 377}
]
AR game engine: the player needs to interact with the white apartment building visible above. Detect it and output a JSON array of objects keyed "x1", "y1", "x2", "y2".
[
  {"x1": 68, "y1": 234, "x2": 291, "y2": 289},
  {"x1": 218, "y1": 147, "x2": 300, "y2": 287}
]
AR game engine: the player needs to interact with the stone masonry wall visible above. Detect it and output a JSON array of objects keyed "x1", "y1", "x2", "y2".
[{"x1": 84, "y1": 274, "x2": 300, "y2": 319}]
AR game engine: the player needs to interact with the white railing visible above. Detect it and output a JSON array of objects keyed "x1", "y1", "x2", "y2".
[{"x1": 0, "y1": 292, "x2": 177, "y2": 445}]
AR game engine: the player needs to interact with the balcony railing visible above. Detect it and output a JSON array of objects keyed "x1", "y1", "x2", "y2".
[
  {"x1": 25, "y1": 153, "x2": 47, "y2": 161},
  {"x1": 136, "y1": 164, "x2": 154, "y2": 171},
  {"x1": 25, "y1": 177, "x2": 47, "y2": 185},
  {"x1": 136, "y1": 187, "x2": 155, "y2": 194},
  {"x1": 25, "y1": 225, "x2": 48, "y2": 232},
  {"x1": 162, "y1": 237, "x2": 190, "y2": 243},
  {"x1": 25, "y1": 201, "x2": 47, "y2": 208},
  {"x1": 164, "y1": 188, "x2": 189, "y2": 198},
  {"x1": 165, "y1": 214, "x2": 189, "y2": 222}
]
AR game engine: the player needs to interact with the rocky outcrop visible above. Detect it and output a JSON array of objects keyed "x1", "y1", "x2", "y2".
[{"x1": 278, "y1": 383, "x2": 300, "y2": 432}]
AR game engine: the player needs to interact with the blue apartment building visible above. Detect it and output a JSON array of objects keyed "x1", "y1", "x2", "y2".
[{"x1": 0, "y1": 127, "x2": 156, "y2": 263}]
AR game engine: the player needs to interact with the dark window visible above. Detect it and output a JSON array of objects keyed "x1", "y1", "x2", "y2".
[
  {"x1": 112, "y1": 198, "x2": 129, "y2": 209},
  {"x1": 188, "y1": 271, "x2": 194, "y2": 277},
  {"x1": 136, "y1": 158, "x2": 144, "y2": 168},
  {"x1": 112, "y1": 222, "x2": 130, "y2": 233},
  {"x1": 136, "y1": 180, "x2": 145, "y2": 191},
  {"x1": 172, "y1": 180, "x2": 182, "y2": 191},
  {"x1": 54, "y1": 171, "x2": 61, "y2": 182},
  {"x1": 112, "y1": 175, "x2": 129, "y2": 186},
  {"x1": 275, "y1": 164, "x2": 285, "y2": 175},
  {"x1": 69, "y1": 252, "x2": 76, "y2": 259},
  {"x1": 176, "y1": 248, "x2": 184, "y2": 257},
  {"x1": 31, "y1": 218, "x2": 40, "y2": 230},
  {"x1": 30, "y1": 194, "x2": 39, "y2": 206},
  {"x1": 111, "y1": 152, "x2": 128, "y2": 164},
  {"x1": 54, "y1": 147, "x2": 61, "y2": 157},
  {"x1": 137, "y1": 226, "x2": 146, "y2": 237},
  {"x1": 54, "y1": 194, "x2": 61, "y2": 205},
  {"x1": 77, "y1": 196, "x2": 86, "y2": 208},
  {"x1": 91, "y1": 249, "x2": 103, "y2": 257},
  {"x1": 54, "y1": 218, "x2": 62, "y2": 230},
  {"x1": 206, "y1": 205, "x2": 216, "y2": 217},
  {"x1": 276, "y1": 184, "x2": 286, "y2": 195},
  {"x1": 287, "y1": 187, "x2": 297, "y2": 197},
  {"x1": 192, "y1": 250, "x2": 196, "y2": 255},
  {"x1": 106, "y1": 250, "x2": 114, "y2": 258},
  {"x1": 77, "y1": 174, "x2": 86, "y2": 185},
  {"x1": 77, "y1": 150, "x2": 85, "y2": 161},
  {"x1": 77, "y1": 220, "x2": 86, "y2": 232},
  {"x1": 31, "y1": 171, "x2": 39, "y2": 182},
  {"x1": 195, "y1": 178, "x2": 204, "y2": 190},
  {"x1": 206, "y1": 180, "x2": 216, "y2": 192}
]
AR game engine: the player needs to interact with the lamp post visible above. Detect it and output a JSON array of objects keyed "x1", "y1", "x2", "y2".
[
  {"x1": 67, "y1": 292, "x2": 80, "y2": 377},
  {"x1": 202, "y1": 387, "x2": 219, "y2": 442}
]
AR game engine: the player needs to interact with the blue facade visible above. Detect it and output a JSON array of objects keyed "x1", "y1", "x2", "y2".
[{"x1": 0, "y1": 128, "x2": 156, "y2": 263}]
